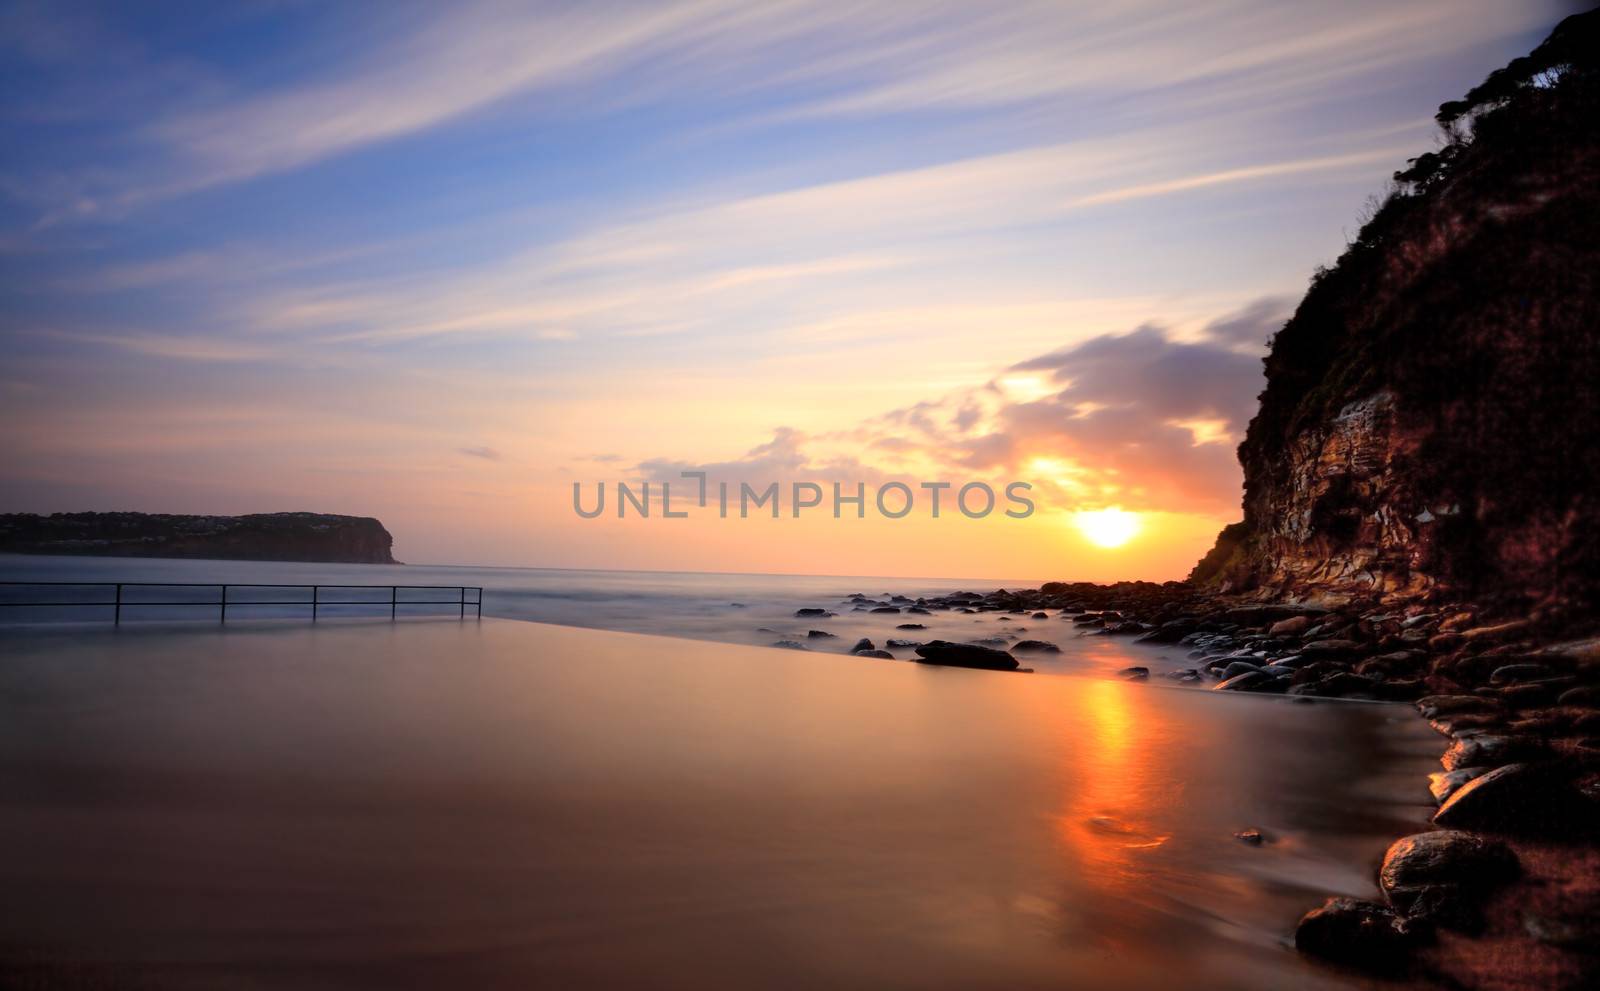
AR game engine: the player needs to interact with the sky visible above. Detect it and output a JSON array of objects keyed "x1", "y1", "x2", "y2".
[{"x1": 0, "y1": 0, "x2": 1578, "y2": 581}]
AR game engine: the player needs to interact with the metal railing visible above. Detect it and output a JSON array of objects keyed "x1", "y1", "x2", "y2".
[{"x1": 0, "y1": 582, "x2": 484, "y2": 624}]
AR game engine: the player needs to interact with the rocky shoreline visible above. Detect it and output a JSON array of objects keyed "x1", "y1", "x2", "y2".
[{"x1": 845, "y1": 579, "x2": 1597, "y2": 989}]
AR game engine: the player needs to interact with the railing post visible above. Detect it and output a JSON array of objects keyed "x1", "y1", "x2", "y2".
[
  {"x1": 312, "y1": 585, "x2": 319, "y2": 622},
  {"x1": 114, "y1": 583, "x2": 122, "y2": 626},
  {"x1": 220, "y1": 584, "x2": 228, "y2": 624},
  {"x1": 390, "y1": 585, "x2": 397, "y2": 621}
]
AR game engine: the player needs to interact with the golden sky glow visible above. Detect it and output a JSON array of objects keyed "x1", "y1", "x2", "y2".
[{"x1": 0, "y1": 2, "x2": 1571, "y2": 580}]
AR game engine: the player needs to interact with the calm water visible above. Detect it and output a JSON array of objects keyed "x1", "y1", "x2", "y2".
[
  {"x1": 0, "y1": 554, "x2": 1203, "y2": 678},
  {"x1": 0, "y1": 619, "x2": 1438, "y2": 990}
]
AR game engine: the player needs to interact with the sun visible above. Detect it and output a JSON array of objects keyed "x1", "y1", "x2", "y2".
[{"x1": 1073, "y1": 507, "x2": 1141, "y2": 548}]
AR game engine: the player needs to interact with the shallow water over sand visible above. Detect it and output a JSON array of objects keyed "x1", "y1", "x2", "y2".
[{"x1": 0, "y1": 619, "x2": 1436, "y2": 989}]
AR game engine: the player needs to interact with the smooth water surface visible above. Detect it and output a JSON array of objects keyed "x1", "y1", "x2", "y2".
[
  {"x1": 0, "y1": 554, "x2": 1189, "y2": 677},
  {"x1": 0, "y1": 619, "x2": 1438, "y2": 989}
]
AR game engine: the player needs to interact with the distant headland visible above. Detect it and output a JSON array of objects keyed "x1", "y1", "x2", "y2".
[{"x1": 0, "y1": 512, "x2": 398, "y2": 565}]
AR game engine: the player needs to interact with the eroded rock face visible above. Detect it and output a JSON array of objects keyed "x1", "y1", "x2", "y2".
[{"x1": 1189, "y1": 46, "x2": 1600, "y2": 609}]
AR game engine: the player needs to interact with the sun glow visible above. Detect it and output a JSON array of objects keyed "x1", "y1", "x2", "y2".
[{"x1": 1073, "y1": 507, "x2": 1141, "y2": 548}]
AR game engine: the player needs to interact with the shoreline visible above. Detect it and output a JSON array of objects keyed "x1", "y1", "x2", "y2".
[{"x1": 888, "y1": 579, "x2": 1597, "y2": 989}]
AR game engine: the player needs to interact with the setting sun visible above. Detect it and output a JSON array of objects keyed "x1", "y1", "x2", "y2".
[{"x1": 1074, "y1": 508, "x2": 1142, "y2": 548}]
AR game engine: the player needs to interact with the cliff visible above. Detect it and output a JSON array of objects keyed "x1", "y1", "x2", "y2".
[
  {"x1": 1193, "y1": 10, "x2": 1600, "y2": 621},
  {"x1": 0, "y1": 512, "x2": 398, "y2": 565}
]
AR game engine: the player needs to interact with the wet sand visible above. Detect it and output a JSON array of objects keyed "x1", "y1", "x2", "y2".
[{"x1": 0, "y1": 619, "x2": 1440, "y2": 989}]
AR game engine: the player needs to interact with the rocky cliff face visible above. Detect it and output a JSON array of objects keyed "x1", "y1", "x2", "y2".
[
  {"x1": 1194, "y1": 11, "x2": 1600, "y2": 619},
  {"x1": 0, "y1": 512, "x2": 398, "y2": 564}
]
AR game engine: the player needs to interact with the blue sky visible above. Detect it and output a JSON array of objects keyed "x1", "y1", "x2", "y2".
[{"x1": 0, "y1": 1, "x2": 1577, "y2": 576}]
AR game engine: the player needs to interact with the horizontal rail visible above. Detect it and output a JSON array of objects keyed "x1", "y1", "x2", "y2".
[{"x1": 0, "y1": 582, "x2": 483, "y2": 625}]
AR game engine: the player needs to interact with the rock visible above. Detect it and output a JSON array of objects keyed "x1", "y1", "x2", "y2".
[
  {"x1": 1459, "y1": 619, "x2": 1531, "y2": 643},
  {"x1": 1489, "y1": 662, "x2": 1554, "y2": 684},
  {"x1": 1293, "y1": 897, "x2": 1416, "y2": 969},
  {"x1": 1214, "y1": 670, "x2": 1275, "y2": 692},
  {"x1": 1269, "y1": 615, "x2": 1314, "y2": 637},
  {"x1": 1031, "y1": 612, "x2": 1048, "y2": 619},
  {"x1": 806, "y1": 629, "x2": 836, "y2": 639},
  {"x1": 1428, "y1": 767, "x2": 1490, "y2": 804},
  {"x1": 848, "y1": 638, "x2": 875, "y2": 654},
  {"x1": 895, "y1": 623, "x2": 926, "y2": 630},
  {"x1": 795, "y1": 608, "x2": 831, "y2": 618},
  {"x1": 1136, "y1": 618, "x2": 1199, "y2": 643},
  {"x1": 1318, "y1": 671, "x2": 1381, "y2": 697},
  {"x1": 906, "y1": 606, "x2": 932, "y2": 615},
  {"x1": 1440, "y1": 735, "x2": 1539, "y2": 771},
  {"x1": 869, "y1": 606, "x2": 901, "y2": 614},
  {"x1": 1558, "y1": 685, "x2": 1600, "y2": 707},
  {"x1": 771, "y1": 640, "x2": 810, "y2": 650},
  {"x1": 1118, "y1": 666, "x2": 1149, "y2": 680},
  {"x1": 1234, "y1": 828, "x2": 1267, "y2": 845},
  {"x1": 912, "y1": 640, "x2": 1020, "y2": 672},
  {"x1": 1433, "y1": 762, "x2": 1591, "y2": 834},
  {"x1": 1301, "y1": 638, "x2": 1367, "y2": 659},
  {"x1": 1011, "y1": 639, "x2": 1060, "y2": 652},
  {"x1": 1378, "y1": 830, "x2": 1517, "y2": 914},
  {"x1": 885, "y1": 639, "x2": 923, "y2": 649},
  {"x1": 1417, "y1": 695, "x2": 1500, "y2": 719},
  {"x1": 855, "y1": 649, "x2": 895, "y2": 659},
  {"x1": 1222, "y1": 660, "x2": 1262, "y2": 680}
]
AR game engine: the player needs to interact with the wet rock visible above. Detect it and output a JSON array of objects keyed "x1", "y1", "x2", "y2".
[
  {"x1": 869, "y1": 606, "x2": 901, "y2": 614},
  {"x1": 1269, "y1": 615, "x2": 1314, "y2": 637},
  {"x1": 1432, "y1": 762, "x2": 1590, "y2": 834},
  {"x1": 1490, "y1": 662, "x2": 1554, "y2": 684},
  {"x1": 772, "y1": 640, "x2": 810, "y2": 650},
  {"x1": 1234, "y1": 828, "x2": 1267, "y2": 845},
  {"x1": 1294, "y1": 897, "x2": 1416, "y2": 969},
  {"x1": 1031, "y1": 611, "x2": 1048, "y2": 619},
  {"x1": 1118, "y1": 666, "x2": 1149, "y2": 680},
  {"x1": 895, "y1": 623, "x2": 926, "y2": 630},
  {"x1": 806, "y1": 630, "x2": 836, "y2": 639},
  {"x1": 906, "y1": 606, "x2": 932, "y2": 615},
  {"x1": 913, "y1": 640, "x2": 1019, "y2": 672},
  {"x1": 795, "y1": 608, "x2": 832, "y2": 618},
  {"x1": 885, "y1": 639, "x2": 923, "y2": 649},
  {"x1": 1378, "y1": 830, "x2": 1517, "y2": 916},
  {"x1": 1222, "y1": 660, "x2": 1262, "y2": 680},
  {"x1": 1011, "y1": 639, "x2": 1060, "y2": 653},
  {"x1": 1428, "y1": 767, "x2": 1490, "y2": 804},
  {"x1": 1214, "y1": 670, "x2": 1275, "y2": 692},
  {"x1": 1301, "y1": 638, "x2": 1368, "y2": 659},
  {"x1": 1136, "y1": 618, "x2": 1199, "y2": 643},
  {"x1": 855, "y1": 649, "x2": 895, "y2": 659},
  {"x1": 1318, "y1": 672, "x2": 1381, "y2": 698},
  {"x1": 1558, "y1": 685, "x2": 1600, "y2": 707},
  {"x1": 1440, "y1": 735, "x2": 1539, "y2": 771},
  {"x1": 1417, "y1": 695, "x2": 1501, "y2": 719},
  {"x1": 848, "y1": 638, "x2": 875, "y2": 654}
]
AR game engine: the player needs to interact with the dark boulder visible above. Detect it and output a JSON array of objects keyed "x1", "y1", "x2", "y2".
[
  {"x1": 1119, "y1": 666, "x2": 1150, "y2": 680},
  {"x1": 1294, "y1": 897, "x2": 1416, "y2": 969},
  {"x1": 795, "y1": 608, "x2": 831, "y2": 618},
  {"x1": 895, "y1": 623, "x2": 926, "y2": 630},
  {"x1": 855, "y1": 649, "x2": 895, "y2": 660},
  {"x1": 848, "y1": 638, "x2": 875, "y2": 654},
  {"x1": 1214, "y1": 670, "x2": 1275, "y2": 692},
  {"x1": 1012, "y1": 639, "x2": 1061, "y2": 653},
  {"x1": 1427, "y1": 767, "x2": 1490, "y2": 804},
  {"x1": 912, "y1": 640, "x2": 1019, "y2": 672},
  {"x1": 1432, "y1": 762, "x2": 1594, "y2": 834},
  {"x1": 1378, "y1": 830, "x2": 1517, "y2": 911},
  {"x1": 806, "y1": 629, "x2": 836, "y2": 639}
]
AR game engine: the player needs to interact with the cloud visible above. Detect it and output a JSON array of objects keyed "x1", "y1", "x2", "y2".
[
  {"x1": 458, "y1": 445, "x2": 502, "y2": 461},
  {"x1": 624, "y1": 298, "x2": 1289, "y2": 518}
]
